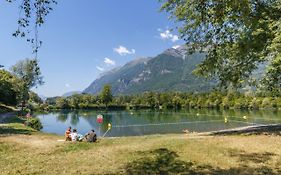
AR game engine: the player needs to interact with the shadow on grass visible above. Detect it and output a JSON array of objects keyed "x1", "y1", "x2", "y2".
[
  {"x1": 228, "y1": 149, "x2": 276, "y2": 164},
  {"x1": 125, "y1": 148, "x2": 194, "y2": 175},
  {"x1": 124, "y1": 148, "x2": 280, "y2": 175},
  {"x1": 0, "y1": 124, "x2": 34, "y2": 136},
  {"x1": 0, "y1": 114, "x2": 35, "y2": 136},
  {"x1": 194, "y1": 165, "x2": 279, "y2": 175}
]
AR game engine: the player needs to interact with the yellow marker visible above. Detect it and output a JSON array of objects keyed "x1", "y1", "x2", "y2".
[
  {"x1": 108, "y1": 123, "x2": 112, "y2": 130},
  {"x1": 196, "y1": 113, "x2": 200, "y2": 116},
  {"x1": 243, "y1": 116, "x2": 247, "y2": 120},
  {"x1": 130, "y1": 112, "x2": 134, "y2": 115},
  {"x1": 224, "y1": 117, "x2": 228, "y2": 123}
]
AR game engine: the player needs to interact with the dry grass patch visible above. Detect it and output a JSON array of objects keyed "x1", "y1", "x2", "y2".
[{"x1": 1, "y1": 124, "x2": 281, "y2": 174}]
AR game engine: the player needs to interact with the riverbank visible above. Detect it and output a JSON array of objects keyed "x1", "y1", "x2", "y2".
[
  {"x1": 1, "y1": 119, "x2": 281, "y2": 174},
  {"x1": 0, "y1": 112, "x2": 16, "y2": 123},
  {"x1": 0, "y1": 104, "x2": 18, "y2": 124},
  {"x1": 0, "y1": 104, "x2": 16, "y2": 114}
]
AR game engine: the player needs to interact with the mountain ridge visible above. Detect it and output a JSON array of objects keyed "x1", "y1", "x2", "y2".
[{"x1": 83, "y1": 46, "x2": 216, "y2": 95}]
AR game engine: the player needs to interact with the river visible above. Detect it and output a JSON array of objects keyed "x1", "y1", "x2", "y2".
[{"x1": 35, "y1": 109, "x2": 281, "y2": 137}]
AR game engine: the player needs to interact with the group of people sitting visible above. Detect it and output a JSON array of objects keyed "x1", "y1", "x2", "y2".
[{"x1": 65, "y1": 127, "x2": 97, "y2": 142}]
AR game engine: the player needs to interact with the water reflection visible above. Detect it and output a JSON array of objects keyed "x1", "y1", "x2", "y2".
[
  {"x1": 70, "y1": 111, "x2": 79, "y2": 125},
  {"x1": 36, "y1": 109, "x2": 281, "y2": 137},
  {"x1": 57, "y1": 113, "x2": 68, "y2": 122}
]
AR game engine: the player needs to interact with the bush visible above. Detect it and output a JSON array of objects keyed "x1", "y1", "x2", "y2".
[
  {"x1": 261, "y1": 97, "x2": 272, "y2": 108},
  {"x1": 250, "y1": 98, "x2": 262, "y2": 109},
  {"x1": 25, "y1": 118, "x2": 43, "y2": 131}
]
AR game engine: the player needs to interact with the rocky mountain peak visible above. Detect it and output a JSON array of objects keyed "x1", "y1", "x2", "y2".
[
  {"x1": 163, "y1": 45, "x2": 188, "y2": 59},
  {"x1": 83, "y1": 45, "x2": 215, "y2": 95}
]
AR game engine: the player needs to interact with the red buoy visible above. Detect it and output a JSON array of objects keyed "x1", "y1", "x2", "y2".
[{"x1": 96, "y1": 114, "x2": 103, "y2": 124}]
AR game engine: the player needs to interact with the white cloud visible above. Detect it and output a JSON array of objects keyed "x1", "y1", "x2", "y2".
[
  {"x1": 114, "y1": 46, "x2": 136, "y2": 56},
  {"x1": 104, "y1": 57, "x2": 115, "y2": 66},
  {"x1": 172, "y1": 45, "x2": 181, "y2": 49},
  {"x1": 160, "y1": 30, "x2": 171, "y2": 39},
  {"x1": 96, "y1": 66, "x2": 105, "y2": 71},
  {"x1": 171, "y1": 35, "x2": 179, "y2": 42},
  {"x1": 65, "y1": 83, "x2": 70, "y2": 88},
  {"x1": 159, "y1": 29, "x2": 179, "y2": 43}
]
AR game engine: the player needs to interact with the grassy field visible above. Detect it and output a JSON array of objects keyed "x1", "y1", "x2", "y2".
[{"x1": 1, "y1": 117, "x2": 281, "y2": 174}]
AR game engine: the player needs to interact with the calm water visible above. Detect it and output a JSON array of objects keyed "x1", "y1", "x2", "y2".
[{"x1": 35, "y1": 109, "x2": 281, "y2": 137}]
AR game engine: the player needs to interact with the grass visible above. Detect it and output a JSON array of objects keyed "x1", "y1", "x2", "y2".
[
  {"x1": 0, "y1": 104, "x2": 16, "y2": 114},
  {"x1": 1, "y1": 116, "x2": 281, "y2": 174},
  {"x1": 0, "y1": 114, "x2": 35, "y2": 135}
]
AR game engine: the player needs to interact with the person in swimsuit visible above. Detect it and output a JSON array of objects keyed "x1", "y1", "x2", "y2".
[{"x1": 65, "y1": 126, "x2": 72, "y2": 141}]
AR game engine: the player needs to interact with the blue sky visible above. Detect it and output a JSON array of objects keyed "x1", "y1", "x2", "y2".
[{"x1": 0, "y1": 0, "x2": 183, "y2": 97}]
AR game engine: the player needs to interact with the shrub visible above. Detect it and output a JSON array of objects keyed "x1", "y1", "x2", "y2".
[
  {"x1": 261, "y1": 97, "x2": 272, "y2": 108},
  {"x1": 250, "y1": 98, "x2": 262, "y2": 109},
  {"x1": 25, "y1": 118, "x2": 43, "y2": 131}
]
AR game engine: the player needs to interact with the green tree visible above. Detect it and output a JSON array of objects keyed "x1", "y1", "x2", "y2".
[
  {"x1": 172, "y1": 94, "x2": 181, "y2": 109},
  {"x1": 159, "y1": 93, "x2": 171, "y2": 108},
  {"x1": 160, "y1": 0, "x2": 281, "y2": 91},
  {"x1": 69, "y1": 94, "x2": 81, "y2": 109},
  {"x1": 262, "y1": 56, "x2": 281, "y2": 96},
  {"x1": 29, "y1": 91, "x2": 43, "y2": 104},
  {"x1": 11, "y1": 58, "x2": 44, "y2": 112},
  {"x1": 100, "y1": 84, "x2": 113, "y2": 107},
  {"x1": 6, "y1": 0, "x2": 57, "y2": 53},
  {"x1": 144, "y1": 92, "x2": 156, "y2": 107},
  {"x1": 55, "y1": 97, "x2": 69, "y2": 109},
  {"x1": 0, "y1": 70, "x2": 20, "y2": 105}
]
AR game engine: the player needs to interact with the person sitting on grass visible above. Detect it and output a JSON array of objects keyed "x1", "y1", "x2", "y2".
[
  {"x1": 65, "y1": 126, "x2": 72, "y2": 141},
  {"x1": 69, "y1": 128, "x2": 78, "y2": 142},
  {"x1": 84, "y1": 129, "x2": 97, "y2": 143},
  {"x1": 77, "y1": 133, "x2": 84, "y2": 142}
]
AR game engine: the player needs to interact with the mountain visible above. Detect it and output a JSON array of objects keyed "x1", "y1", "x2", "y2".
[
  {"x1": 39, "y1": 95, "x2": 47, "y2": 101},
  {"x1": 62, "y1": 91, "x2": 82, "y2": 97},
  {"x1": 83, "y1": 45, "x2": 216, "y2": 95}
]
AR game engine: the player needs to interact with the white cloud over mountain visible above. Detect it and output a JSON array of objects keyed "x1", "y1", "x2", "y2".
[
  {"x1": 114, "y1": 45, "x2": 136, "y2": 56},
  {"x1": 104, "y1": 57, "x2": 115, "y2": 66},
  {"x1": 159, "y1": 29, "x2": 179, "y2": 43},
  {"x1": 96, "y1": 66, "x2": 105, "y2": 71},
  {"x1": 172, "y1": 45, "x2": 181, "y2": 49}
]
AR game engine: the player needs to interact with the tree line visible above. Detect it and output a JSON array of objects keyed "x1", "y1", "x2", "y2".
[
  {"x1": 1, "y1": 61, "x2": 280, "y2": 113},
  {"x1": 42, "y1": 86, "x2": 281, "y2": 111}
]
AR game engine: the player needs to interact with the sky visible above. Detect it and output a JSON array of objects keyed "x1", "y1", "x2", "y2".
[{"x1": 0, "y1": 0, "x2": 184, "y2": 97}]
